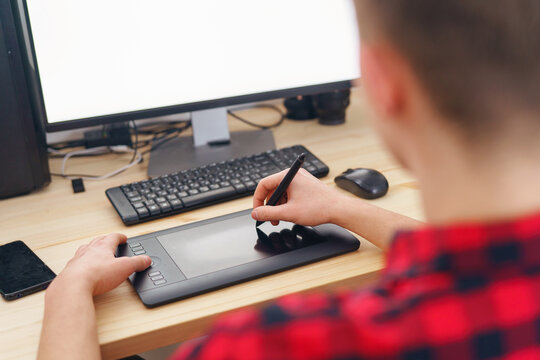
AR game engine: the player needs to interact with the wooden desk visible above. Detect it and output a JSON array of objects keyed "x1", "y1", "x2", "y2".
[{"x1": 0, "y1": 90, "x2": 423, "y2": 359}]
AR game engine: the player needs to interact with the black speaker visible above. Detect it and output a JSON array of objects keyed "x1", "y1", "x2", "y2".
[{"x1": 0, "y1": 0, "x2": 50, "y2": 199}]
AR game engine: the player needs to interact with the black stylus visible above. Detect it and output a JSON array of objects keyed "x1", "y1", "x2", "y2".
[{"x1": 256, "y1": 153, "x2": 306, "y2": 227}]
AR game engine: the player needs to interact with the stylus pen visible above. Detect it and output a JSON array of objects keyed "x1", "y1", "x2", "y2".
[{"x1": 256, "y1": 153, "x2": 306, "y2": 227}]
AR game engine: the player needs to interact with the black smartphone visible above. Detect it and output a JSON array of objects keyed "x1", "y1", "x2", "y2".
[{"x1": 0, "y1": 240, "x2": 56, "y2": 300}]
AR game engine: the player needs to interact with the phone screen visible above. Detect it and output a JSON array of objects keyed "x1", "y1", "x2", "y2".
[{"x1": 0, "y1": 241, "x2": 56, "y2": 299}]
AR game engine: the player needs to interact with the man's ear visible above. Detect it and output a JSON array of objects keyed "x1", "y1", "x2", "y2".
[{"x1": 360, "y1": 44, "x2": 406, "y2": 118}]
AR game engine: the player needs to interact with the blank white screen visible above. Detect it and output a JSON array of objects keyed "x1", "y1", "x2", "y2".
[{"x1": 25, "y1": 0, "x2": 360, "y2": 124}]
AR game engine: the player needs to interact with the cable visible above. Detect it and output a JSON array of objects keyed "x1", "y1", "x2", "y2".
[
  {"x1": 140, "y1": 121, "x2": 192, "y2": 155},
  {"x1": 49, "y1": 104, "x2": 278, "y2": 179},
  {"x1": 48, "y1": 147, "x2": 114, "y2": 158},
  {"x1": 227, "y1": 104, "x2": 285, "y2": 130},
  {"x1": 129, "y1": 120, "x2": 139, "y2": 164},
  {"x1": 59, "y1": 146, "x2": 142, "y2": 181},
  {"x1": 48, "y1": 139, "x2": 86, "y2": 151},
  {"x1": 48, "y1": 121, "x2": 190, "y2": 179}
]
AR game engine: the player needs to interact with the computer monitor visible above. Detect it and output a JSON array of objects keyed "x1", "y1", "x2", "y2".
[{"x1": 13, "y1": 0, "x2": 360, "y2": 175}]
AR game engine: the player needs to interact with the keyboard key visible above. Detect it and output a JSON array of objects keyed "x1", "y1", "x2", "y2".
[
  {"x1": 233, "y1": 184, "x2": 247, "y2": 194},
  {"x1": 170, "y1": 199, "x2": 183, "y2": 210},
  {"x1": 245, "y1": 181, "x2": 256, "y2": 190},
  {"x1": 178, "y1": 191, "x2": 189, "y2": 198},
  {"x1": 158, "y1": 202, "x2": 172, "y2": 213},
  {"x1": 132, "y1": 202, "x2": 145, "y2": 208},
  {"x1": 136, "y1": 207, "x2": 149, "y2": 218},
  {"x1": 128, "y1": 196, "x2": 142, "y2": 203},
  {"x1": 188, "y1": 189, "x2": 199, "y2": 195},
  {"x1": 199, "y1": 186, "x2": 210, "y2": 192},
  {"x1": 182, "y1": 186, "x2": 236, "y2": 207},
  {"x1": 147, "y1": 204, "x2": 160, "y2": 215},
  {"x1": 209, "y1": 184, "x2": 220, "y2": 190}
]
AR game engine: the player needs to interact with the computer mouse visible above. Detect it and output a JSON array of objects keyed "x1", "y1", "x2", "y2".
[{"x1": 334, "y1": 168, "x2": 389, "y2": 199}]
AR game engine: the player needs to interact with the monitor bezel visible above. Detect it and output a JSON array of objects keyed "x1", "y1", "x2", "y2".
[{"x1": 14, "y1": 0, "x2": 357, "y2": 133}]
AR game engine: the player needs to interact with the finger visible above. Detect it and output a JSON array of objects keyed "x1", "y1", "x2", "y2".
[
  {"x1": 75, "y1": 244, "x2": 88, "y2": 257},
  {"x1": 252, "y1": 204, "x2": 292, "y2": 222},
  {"x1": 88, "y1": 235, "x2": 105, "y2": 247},
  {"x1": 113, "y1": 255, "x2": 152, "y2": 278},
  {"x1": 265, "y1": 189, "x2": 286, "y2": 206},
  {"x1": 253, "y1": 170, "x2": 288, "y2": 208},
  {"x1": 271, "y1": 220, "x2": 280, "y2": 226},
  {"x1": 298, "y1": 167, "x2": 314, "y2": 178},
  {"x1": 101, "y1": 233, "x2": 128, "y2": 251}
]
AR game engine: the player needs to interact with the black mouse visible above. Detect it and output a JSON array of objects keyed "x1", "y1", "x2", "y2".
[{"x1": 334, "y1": 168, "x2": 389, "y2": 199}]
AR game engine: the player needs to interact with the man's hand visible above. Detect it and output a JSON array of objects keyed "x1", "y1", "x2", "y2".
[
  {"x1": 252, "y1": 169, "x2": 424, "y2": 250},
  {"x1": 52, "y1": 233, "x2": 151, "y2": 296},
  {"x1": 39, "y1": 233, "x2": 151, "y2": 360},
  {"x1": 252, "y1": 168, "x2": 346, "y2": 226}
]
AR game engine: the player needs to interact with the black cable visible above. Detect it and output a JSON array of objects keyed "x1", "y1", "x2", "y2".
[
  {"x1": 51, "y1": 172, "x2": 101, "y2": 178},
  {"x1": 227, "y1": 104, "x2": 285, "y2": 130},
  {"x1": 130, "y1": 120, "x2": 139, "y2": 164},
  {"x1": 48, "y1": 139, "x2": 86, "y2": 151},
  {"x1": 141, "y1": 122, "x2": 192, "y2": 155}
]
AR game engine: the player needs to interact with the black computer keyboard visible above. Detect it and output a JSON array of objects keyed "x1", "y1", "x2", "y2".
[{"x1": 106, "y1": 145, "x2": 329, "y2": 225}]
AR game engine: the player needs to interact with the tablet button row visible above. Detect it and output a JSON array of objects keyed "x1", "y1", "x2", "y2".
[{"x1": 129, "y1": 242, "x2": 147, "y2": 255}]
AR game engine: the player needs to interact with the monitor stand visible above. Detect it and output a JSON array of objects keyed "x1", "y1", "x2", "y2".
[{"x1": 147, "y1": 107, "x2": 276, "y2": 177}]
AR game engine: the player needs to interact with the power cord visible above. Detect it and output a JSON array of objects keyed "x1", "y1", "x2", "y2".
[
  {"x1": 51, "y1": 146, "x2": 141, "y2": 180},
  {"x1": 227, "y1": 104, "x2": 285, "y2": 129}
]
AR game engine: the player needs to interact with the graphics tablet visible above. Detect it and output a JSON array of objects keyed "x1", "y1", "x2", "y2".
[{"x1": 117, "y1": 209, "x2": 360, "y2": 307}]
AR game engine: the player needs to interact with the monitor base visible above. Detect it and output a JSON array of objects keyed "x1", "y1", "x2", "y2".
[{"x1": 147, "y1": 129, "x2": 276, "y2": 177}]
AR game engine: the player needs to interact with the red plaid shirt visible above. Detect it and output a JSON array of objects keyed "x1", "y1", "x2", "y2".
[{"x1": 172, "y1": 213, "x2": 540, "y2": 360}]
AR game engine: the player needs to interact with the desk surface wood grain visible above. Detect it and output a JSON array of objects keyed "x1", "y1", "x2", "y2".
[{"x1": 0, "y1": 90, "x2": 423, "y2": 359}]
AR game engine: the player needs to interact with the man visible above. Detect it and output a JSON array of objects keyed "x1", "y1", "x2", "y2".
[{"x1": 39, "y1": 1, "x2": 540, "y2": 359}]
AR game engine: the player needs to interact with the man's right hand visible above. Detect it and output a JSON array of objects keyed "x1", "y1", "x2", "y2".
[{"x1": 252, "y1": 168, "x2": 345, "y2": 226}]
